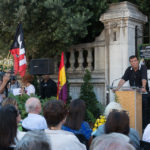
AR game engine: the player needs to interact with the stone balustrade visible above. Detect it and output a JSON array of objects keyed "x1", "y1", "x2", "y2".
[
  {"x1": 54, "y1": 40, "x2": 105, "y2": 74},
  {"x1": 66, "y1": 47, "x2": 94, "y2": 73}
]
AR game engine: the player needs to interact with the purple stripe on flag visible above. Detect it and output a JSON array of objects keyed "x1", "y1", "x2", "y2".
[{"x1": 59, "y1": 83, "x2": 67, "y2": 103}]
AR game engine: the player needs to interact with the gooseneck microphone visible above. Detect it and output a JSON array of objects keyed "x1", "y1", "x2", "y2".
[{"x1": 110, "y1": 78, "x2": 121, "y2": 89}]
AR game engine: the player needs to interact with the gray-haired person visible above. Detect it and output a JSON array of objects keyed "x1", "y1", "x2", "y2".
[
  {"x1": 22, "y1": 97, "x2": 47, "y2": 131},
  {"x1": 15, "y1": 130, "x2": 51, "y2": 150},
  {"x1": 90, "y1": 133, "x2": 135, "y2": 150}
]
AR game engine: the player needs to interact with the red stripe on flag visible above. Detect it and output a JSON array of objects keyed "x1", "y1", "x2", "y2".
[
  {"x1": 19, "y1": 54, "x2": 25, "y2": 60},
  {"x1": 10, "y1": 48, "x2": 19, "y2": 55},
  {"x1": 59, "y1": 52, "x2": 65, "y2": 71},
  {"x1": 19, "y1": 64, "x2": 27, "y2": 77}
]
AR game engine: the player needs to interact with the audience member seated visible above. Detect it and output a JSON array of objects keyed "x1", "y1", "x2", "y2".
[
  {"x1": 142, "y1": 123, "x2": 150, "y2": 143},
  {"x1": 2, "y1": 97, "x2": 18, "y2": 108},
  {"x1": 62, "y1": 99, "x2": 92, "y2": 149},
  {"x1": 2, "y1": 97, "x2": 26, "y2": 141},
  {"x1": 0, "y1": 105, "x2": 18, "y2": 150},
  {"x1": 43, "y1": 100, "x2": 86, "y2": 150},
  {"x1": 15, "y1": 130, "x2": 51, "y2": 150},
  {"x1": 22, "y1": 97, "x2": 47, "y2": 131},
  {"x1": 105, "y1": 109, "x2": 130, "y2": 135},
  {"x1": 92, "y1": 102, "x2": 140, "y2": 150},
  {"x1": 21, "y1": 74, "x2": 35, "y2": 95},
  {"x1": 90, "y1": 133, "x2": 135, "y2": 150}
]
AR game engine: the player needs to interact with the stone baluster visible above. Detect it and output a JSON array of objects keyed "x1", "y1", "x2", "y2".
[
  {"x1": 76, "y1": 49, "x2": 83, "y2": 71},
  {"x1": 68, "y1": 50, "x2": 75, "y2": 73},
  {"x1": 64, "y1": 52, "x2": 67, "y2": 67},
  {"x1": 87, "y1": 48, "x2": 93, "y2": 71}
]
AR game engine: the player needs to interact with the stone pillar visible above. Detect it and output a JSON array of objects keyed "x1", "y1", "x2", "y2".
[
  {"x1": 76, "y1": 49, "x2": 83, "y2": 71},
  {"x1": 68, "y1": 50, "x2": 75, "y2": 72},
  {"x1": 87, "y1": 48, "x2": 93, "y2": 71},
  {"x1": 64, "y1": 52, "x2": 67, "y2": 66},
  {"x1": 100, "y1": 1, "x2": 147, "y2": 101}
]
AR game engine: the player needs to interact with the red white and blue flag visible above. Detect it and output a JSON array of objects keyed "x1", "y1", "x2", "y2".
[{"x1": 10, "y1": 23, "x2": 27, "y2": 77}]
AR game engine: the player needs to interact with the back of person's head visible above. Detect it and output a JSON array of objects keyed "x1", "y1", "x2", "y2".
[
  {"x1": 104, "y1": 102, "x2": 122, "y2": 118},
  {"x1": 90, "y1": 133, "x2": 135, "y2": 150},
  {"x1": 25, "y1": 97, "x2": 41, "y2": 114},
  {"x1": 2, "y1": 97, "x2": 21, "y2": 124},
  {"x1": 16, "y1": 130, "x2": 51, "y2": 150},
  {"x1": 0, "y1": 105, "x2": 18, "y2": 148},
  {"x1": 22, "y1": 73, "x2": 34, "y2": 84},
  {"x1": 43, "y1": 100, "x2": 67, "y2": 128},
  {"x1": 2, "y1": 97, "x2": 18, "y2": 109},
  {"x1": 105, "y1": 109, "x2": 129, "y2": 136},
  {"x1": 64, "y1": 99, "x2": 86, "y2": 130}
]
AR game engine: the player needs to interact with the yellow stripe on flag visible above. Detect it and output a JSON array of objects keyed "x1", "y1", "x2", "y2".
[{"x1": 59, "y1": 66, "x2": 66, "y2": 86}]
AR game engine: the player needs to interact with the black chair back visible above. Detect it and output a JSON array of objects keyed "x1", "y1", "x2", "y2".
[{"x1": 140, "y1": 140, "x2": 150, "y2": 150}]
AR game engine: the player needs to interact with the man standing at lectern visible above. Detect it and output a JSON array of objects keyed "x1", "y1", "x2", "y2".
[
  {"x1": 115, "y1": 55, "x2": 149, "y2": 130},
  {"x1": 115, "y1": 55, "x2": 149, "y2": 92}
]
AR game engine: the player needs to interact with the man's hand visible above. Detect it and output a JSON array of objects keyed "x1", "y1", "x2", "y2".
[
  {"x1": 112, "y1": 79, "x2": 125, "y2": 93},
  {"x1": 3, "y1": 73, "x2": 10, "y2": 83},
  {"x1": 20, "y1": 87, "x2": 25, "y2": 94},
  {"x1": 0, "y1": 73, "x2": 10, "y2": 94},
  {"x1": 112, "y1": 88, "x2": 119, "y2": 93},
  {"x1": 141, "y1": 87, "x2": 147, "y2": 93}
]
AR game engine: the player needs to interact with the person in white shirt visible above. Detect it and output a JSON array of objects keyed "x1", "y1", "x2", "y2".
[
  {"x1": 43, "y1": 100, "x2": 86, "y2": 150},
  {"x1": 22, "y1": 97, "x2": 47, "y2": 131},
  {"x1": 21, "y1": 74, "x2": 35, "y2": 95},
  {"x1": 142, "y1": 124, "x2": 150, "y2": 142}
]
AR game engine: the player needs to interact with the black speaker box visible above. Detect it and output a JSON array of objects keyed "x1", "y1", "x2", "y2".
[{"x1": 29, "y1": 58, "x2": 54, "y2": 75}]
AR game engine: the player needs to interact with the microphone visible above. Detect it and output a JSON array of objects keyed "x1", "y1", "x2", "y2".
[{"x1": 110, "y1": 78, "x2": 121, "y2": 89}]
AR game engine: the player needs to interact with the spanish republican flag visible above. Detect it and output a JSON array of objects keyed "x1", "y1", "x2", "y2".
[{"x1": 57, "y1": 52, "x2": 67, "y2": 103}]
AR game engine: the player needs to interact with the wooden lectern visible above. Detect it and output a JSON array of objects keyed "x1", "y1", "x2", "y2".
[{"x1": 115, "y1": 89, "x2": 142, "y2": 137}]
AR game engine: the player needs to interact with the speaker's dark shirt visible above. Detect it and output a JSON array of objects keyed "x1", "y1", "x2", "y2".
[
  {"x1": 122, "y1": 65, "x2": 149, "y2": 91},
  {"x1": 40, "y1": 79, "x2": 57, "y2": 99}
]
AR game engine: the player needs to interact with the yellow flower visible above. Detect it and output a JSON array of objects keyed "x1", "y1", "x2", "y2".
[
  {"x1": 96, "y1": 119, "x2": 100, "y2": 123},
  {"x1": 100, "y1": 118, "x2": 105, "y2": 123},
  {"x1": 94, "y1": 124, "x2": 98, "y2": 127},
  {"x1": 98, "y1": 122, "x2": 103, "y2": 126},
  {"x1": 101, "y1": 116, "x2": 105, "y2": 119},
  {"x1": 92, "y1": 115, "x2": 106, "y2": 131},
  {"x1": 93, "y1": 128, "x2": 96, "y2": 131}
]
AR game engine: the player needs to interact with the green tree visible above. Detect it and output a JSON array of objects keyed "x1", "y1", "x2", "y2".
[
  {"x1": 80, "y1": 70, "x2": 102, "y2": 123},
  {"x1": 0, "y1": 0, "x2": 149, "y2": 59},
  {"x1": 0, "y1": 0, "x2": 112, "y2": 58},
  {"x1": 0, "y1": 0, "x2": 92, "y2": 58},
  {"x1": 62, "y1": 0, "x2": 108, "y2": 43}
]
